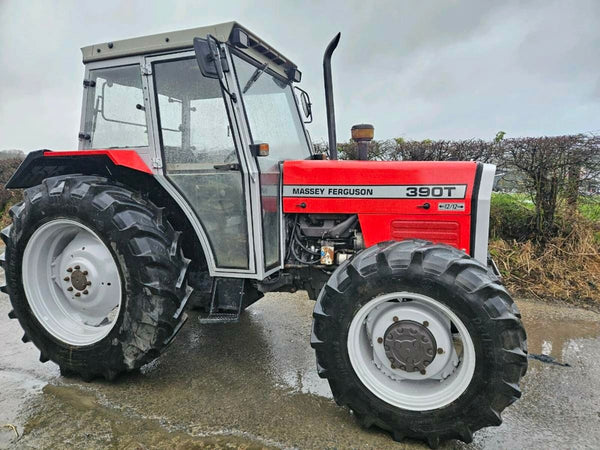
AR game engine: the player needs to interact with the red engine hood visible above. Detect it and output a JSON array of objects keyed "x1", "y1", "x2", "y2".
[
  {"x1": 282, "y1": 160, "x2": 481, "y2": 253},
  {"x1": 282, "y1": 160, "x2": 478, "y2": 215}
]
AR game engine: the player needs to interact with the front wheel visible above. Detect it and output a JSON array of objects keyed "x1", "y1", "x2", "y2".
[{"x1": 311, "y1": 240, "x2": 527, "y2": 448}]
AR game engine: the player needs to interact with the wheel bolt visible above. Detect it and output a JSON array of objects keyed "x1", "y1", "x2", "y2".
[
  {"x1": 393, "y1": 316, "x2": 399, "y2": 322},
  {"x1": 423, "y1": 320, "x2": 429, "y2": 327},
  {"x1": 67, "y1": 268, "x2": 73, "y2": 273},
  {"x1": 75, "y1": 292, "x2": 81, "y2": 297},
  {"x1": 377, "y1": 337, "x2": 383, "y2": 344},
  {"x1": 63, "y1": 277, "x2": 70, "y2": 282},
  {"x1": 437, "y1": 348, "x2": 444, "y2": 354},
  {"x1": 83, "y1": 290, "x2": 88, "y2": 295},
  {"x1": 420, "y1": 369, "x2": 426, "y2": 375},
  {"x1": 83, "y1": 271, "x2": 88, "y2": 276},
  {"x1": 67, "y1": 287, "x2": 73, "y2": 292}
]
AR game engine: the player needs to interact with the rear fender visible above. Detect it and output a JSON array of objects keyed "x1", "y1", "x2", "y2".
[{"x1": 5, "y1": 150, "x2": 152, "y2": 189}]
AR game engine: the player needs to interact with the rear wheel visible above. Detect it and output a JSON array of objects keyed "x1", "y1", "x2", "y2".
[
  {"x1": 311, "y1": 240, "x2": 527, "y2": 448},
  {"x1": 3, "y1": 175, "x2": 192, "y2": 380}
]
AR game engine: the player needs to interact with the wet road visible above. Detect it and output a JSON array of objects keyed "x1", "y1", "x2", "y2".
[{"x1": 1, "y1": 271, "x2": 600, "y2": 449}]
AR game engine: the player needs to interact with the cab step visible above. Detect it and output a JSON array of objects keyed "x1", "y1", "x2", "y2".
[{"x1": 198, "y1": 277, "x2": 245, "y2": 324}]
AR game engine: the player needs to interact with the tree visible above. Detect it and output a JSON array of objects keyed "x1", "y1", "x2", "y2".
[{"x1": 503, "y1": 134, "x2": 600, "y2": 242}]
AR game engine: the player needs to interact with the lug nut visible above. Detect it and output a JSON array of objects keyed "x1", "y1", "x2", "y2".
[
  {"x1": 75, "y1": 293, "x2": 81, "y2": 297},
  {"x1": 74, "y1": 265, "x2": 80, "y2": 270},
  {"x1": 63, "y1": 277, "x2": 70, "y2": 282},
  {"x1": 83, "y1": 271, "x2": 88, "y2": 276},
  {"x1": 67, "y1": 268, "x2": 73, "y2": 273},
  {"x1": 377, "y1": 337, "x2": 383, "y2": 344},
  {"x1": 423, "y1": 320, "x2": 429, "y2": 327},
  {"x1": 393, "y1": 316, "x2": 399, "y2": 322},
  {"x1": 87, "y1": 281, "x2": 92, "y2": 286},
  {"x1": 67, "y1": 287, "x2": 73, "y2": 292},
  {"x1": 437, "y1": 348, "x2": 444, "y2": 354},
  {"x1": 83, "y1": 290, "x2": 88, "y2": 295},
  {"x1": 420, "y1": 369, "x2": 426, "y2": 375}
]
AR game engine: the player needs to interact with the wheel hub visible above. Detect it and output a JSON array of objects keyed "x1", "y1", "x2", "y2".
[
  {"x1": 384, "y1": 320, "x2": 437, "y2": 373},
  {"x1": 70, "y1": 269, "x2": 89, "y2": 291}
]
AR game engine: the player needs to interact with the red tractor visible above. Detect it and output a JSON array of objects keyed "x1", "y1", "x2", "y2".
[{"x1": 2, "y1": 22, "x2": 526, "y2": 447}]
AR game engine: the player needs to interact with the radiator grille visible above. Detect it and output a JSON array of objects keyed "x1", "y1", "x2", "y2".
[{"x1": 390, "y1": 220, "x2": 460, "y2": 247}]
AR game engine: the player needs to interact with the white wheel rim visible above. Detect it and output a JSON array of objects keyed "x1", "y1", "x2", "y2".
[
  {"x1": 347, "y1": 292, "x2": 476, "y2": 411},
  {"x1": 22, "y1": 219, "x2": 122, "y2": 346}
]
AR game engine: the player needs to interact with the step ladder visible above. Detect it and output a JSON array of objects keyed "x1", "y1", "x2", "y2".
[{"x1": 198, "y1": 277, "x2": 246, "y2": 324}]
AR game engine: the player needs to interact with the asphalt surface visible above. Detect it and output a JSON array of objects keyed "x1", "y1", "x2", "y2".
[{"x1": 1, "y1": 270, "x2": 600, "y2": 449}]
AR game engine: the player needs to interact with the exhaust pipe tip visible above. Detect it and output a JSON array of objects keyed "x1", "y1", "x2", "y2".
[{"x1": 323, "y1": 33, "x2": 341, "y2": 160}]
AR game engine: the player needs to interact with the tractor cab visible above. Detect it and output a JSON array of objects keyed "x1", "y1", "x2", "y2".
[{"x1": 79, "y1": 22, "x2": 311, "y2": 279}]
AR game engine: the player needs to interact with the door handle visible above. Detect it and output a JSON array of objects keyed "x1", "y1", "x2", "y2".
[{"x1": 213, "y1": 163, "x2": 241, "y2": 171}]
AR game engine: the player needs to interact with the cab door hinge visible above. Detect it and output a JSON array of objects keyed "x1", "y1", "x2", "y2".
[
  {"x1": 152, "y1": 158, "x2": 163, "y2": 169},
  {"x1": 83, "y1": 79, "x2": 96, "y2": 88},
  {"x1": 141, "y1": 65, "x2": 152, "y2": 76}
]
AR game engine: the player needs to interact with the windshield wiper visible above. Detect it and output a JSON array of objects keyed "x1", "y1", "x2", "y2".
[{"x1": 242, "y1": 63, "x2": 268, "y2": 93}]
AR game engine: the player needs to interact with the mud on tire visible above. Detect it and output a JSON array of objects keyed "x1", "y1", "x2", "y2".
[
  {"x1": 2, "y1": 175, "x2": 192, "y2": 381},
  {"x1": 311, "y1": 240, "x2": 527, "y2": 448}
]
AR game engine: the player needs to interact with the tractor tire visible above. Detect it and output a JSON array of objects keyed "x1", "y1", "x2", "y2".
[
  {"x1": 311, "y1": 240, "x2": 527, "y2": 448},
  {"x1": 2, "y1": 175, "x2": 192, "y2": 381}
]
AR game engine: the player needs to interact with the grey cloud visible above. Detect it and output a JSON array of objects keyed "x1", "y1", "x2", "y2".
[{"x1": 0, "y1": 0, "x2": 598, "y2": 151}]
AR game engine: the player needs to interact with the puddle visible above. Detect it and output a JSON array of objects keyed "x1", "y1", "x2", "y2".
[
  {"x1": 518, "y1": 300, "x2": 600, "y2": 366},
  {"x1": 15, "y1": 384, "x2": 275, "y2": 449}
]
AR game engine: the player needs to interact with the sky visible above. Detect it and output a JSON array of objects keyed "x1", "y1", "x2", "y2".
[{"x1": 0, "y1": 0, "x2": 599, "y2": 152}]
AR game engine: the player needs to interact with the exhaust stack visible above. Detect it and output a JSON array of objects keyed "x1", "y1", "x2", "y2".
[{"x1": 323, "y1": 33, "x2": 341, "y2": 160}]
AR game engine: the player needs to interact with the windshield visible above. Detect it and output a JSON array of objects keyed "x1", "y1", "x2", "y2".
[{"x1": 232, "y1": 54, "x2": 310, "y2": 160}]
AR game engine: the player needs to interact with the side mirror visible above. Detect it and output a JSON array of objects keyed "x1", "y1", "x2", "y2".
[
  {"x1": 193, "y1": 38, "x2": 218, "y2": 79},
  {"x1": 193, "y1": 35, "x2": 237, "y2": 103},
  {"x1": 295, "y1": 87, "x2": 313, "y2": 123},
  {"x1": 193, "y1": 36, "x2": 229, "y2": 79}
]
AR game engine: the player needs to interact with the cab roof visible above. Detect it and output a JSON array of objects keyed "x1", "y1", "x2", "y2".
[{"x1": 80, "y1": 21, "x2": 298, "y2": 79}]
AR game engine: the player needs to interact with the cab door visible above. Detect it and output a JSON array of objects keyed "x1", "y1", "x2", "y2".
[{"x1": 145, "y1": 52, "x2": 255, "y2": 274}]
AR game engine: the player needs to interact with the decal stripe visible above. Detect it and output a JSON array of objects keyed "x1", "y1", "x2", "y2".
[{"x1": 283, "y1": 184, "x2": 467, "y2": 199}]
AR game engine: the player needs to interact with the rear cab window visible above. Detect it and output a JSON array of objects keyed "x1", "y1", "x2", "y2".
[{"x1": 84, "y1": 64, "x2": 148, "y2": 149}]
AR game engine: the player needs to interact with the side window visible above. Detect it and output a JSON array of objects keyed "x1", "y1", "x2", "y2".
[
  {"x1": 85, "y1": 65, "x2": 148, "y2": 149},
  {"x1": 154, "y1": 58, "x2": 235, "y2": 166}
]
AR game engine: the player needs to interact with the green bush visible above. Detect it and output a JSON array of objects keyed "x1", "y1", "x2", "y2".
[
  {"x1": 489, "y1": 193, "x2": 536, "y2": 241},
  {"x1": 579, "y1": 197, "x2": 600, "y2": 222}
]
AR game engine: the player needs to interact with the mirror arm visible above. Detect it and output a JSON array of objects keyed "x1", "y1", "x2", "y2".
[{"x1": 207, "y1": 34, "x2": 237, "y2": 103}]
